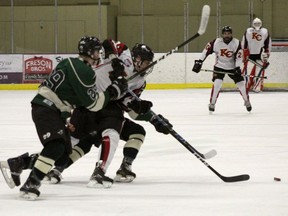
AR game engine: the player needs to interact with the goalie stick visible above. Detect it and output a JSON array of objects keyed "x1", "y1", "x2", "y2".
[
  {"x1": 127, "y1": 5, "x2": 210, "y2": 82},
  {"x1": 247, "y1": 58, "x2": 270, "y2": 70},
  {"x1": 128, "y1": 89, "x2": 250, "y2": 183},
  {"x1": 201, "y1": 68, "x2": 267, "y2": 79}
]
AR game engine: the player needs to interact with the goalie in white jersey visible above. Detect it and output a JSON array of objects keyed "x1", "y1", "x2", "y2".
[
  {"x1": 242, "y1": 17, "x2": 271, "y2": 92},
  {"x1": 192, "y1": 26, "x2": 252, "y2": 112}
]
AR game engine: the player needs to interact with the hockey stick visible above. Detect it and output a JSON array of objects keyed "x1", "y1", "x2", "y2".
[
  {"x1": 127, "y1": 5, "x2": 210, "y2": 82},
  {"x1": 201, "y1": 68, "x2": 267, "y2": 79},
  {"x1": 247, "y1": 58, "x2": 270, "y2": 70},
  {"x1": 127, "y1": 89, "x2": 249, "y2": 182},
  {"x1": 127, "y1": 89, "x2": 216, "y2": 160}
]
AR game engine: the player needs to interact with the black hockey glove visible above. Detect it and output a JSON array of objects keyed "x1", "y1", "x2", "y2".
[
  {"x1": 234, "y1": 67, "x2": 242, "y2": 75},
  {"x1": 127, "y1": 99, "x2": 153, "y2": 114},
  {"x1": 109, "y1": 58, "x2": 125, "y2": 81},
  {"x1": 192, "y1": 59, "x2": 203, "y2": 73},
  {"x1": 150, "y1": 114, "x2": 173, "y2": 135},
  {"x1": 102, "y1": 39, "x2": 118, "y2": 59},
  {"x1": 69, "y1": 107, "x2": 90, "y2": 138},
  {"x1": 106, "y1": 76, "x2": 128, "y2": 100}
]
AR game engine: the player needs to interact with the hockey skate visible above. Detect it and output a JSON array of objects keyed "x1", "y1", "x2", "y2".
[
  {"x1": 208, "y1": 103, "x2": 215, "y2": 113},
  {"x1": 244, "y1": 100, "x2": 252, "y2": 112},
  {"x1": 19, "y1": 177, "x2": 41, "y2": 201},
  {"x1": 42, "y1": 167, "x2": 63, "y2": 184},
  {"x1": 87, "y1": 164, "x2": 113, "y2": 189},
  {"x1": 0, "y1": 152, "x2": 28, "y2": 188},
  {"x1": 114, "y1": 162, "x2": 136, "y2": 183}
]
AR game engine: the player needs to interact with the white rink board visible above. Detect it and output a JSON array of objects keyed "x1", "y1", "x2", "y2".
[{"x1": 147, "y1": 52, "x2": 288, "y2": 84}]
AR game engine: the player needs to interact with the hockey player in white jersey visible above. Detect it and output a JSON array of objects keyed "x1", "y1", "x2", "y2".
[
  {"x1": 192, "y1": 26, "x2": 252, "y2": 112},
  {"x1": 242, "y1": 18, "x2": 271, "y2": 92}
]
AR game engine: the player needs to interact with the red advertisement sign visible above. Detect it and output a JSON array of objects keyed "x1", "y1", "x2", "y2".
[{"x1": 24, "y1": 56, "x2": 53, "y2": 83}]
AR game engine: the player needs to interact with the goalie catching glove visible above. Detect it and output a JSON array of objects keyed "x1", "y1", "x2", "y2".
[
  {"x1": 127, "y1": 99, "x2": 153, "y2": 114},
  {"x1": 106, "y1": 76, "x2": 128, "y2": 100},
  {"x1": 192, "y1": 59, "x2": 203, "y2": 73},
  {"x1": 150, "y1": 114, "x2": 173, "y2": 135}
]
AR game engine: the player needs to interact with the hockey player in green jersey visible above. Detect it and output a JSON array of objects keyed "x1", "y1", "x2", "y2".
[{"x1": 0, "y1": 36, "x2": 127, "y2": 200}]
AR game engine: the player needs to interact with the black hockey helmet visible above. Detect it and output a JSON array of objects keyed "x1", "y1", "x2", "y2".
[
  {"x1": 78, "y1": 36, "x2": 102, "y2": 57},
  {"x1": 131, "y1": 43, "x2": 154, "y2": 75},
  {"x1": 131, "y1": 43, "x2": 154, "y2": 62},
  {"x1": 222, "y1": 26, "x2": 232, "y2": 34}
]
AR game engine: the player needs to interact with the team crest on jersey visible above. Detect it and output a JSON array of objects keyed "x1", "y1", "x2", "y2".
[
  {"x1": 252, "y1": 32, "x2": 262, "y2": 41},
  {"x1": 220, "y1": 49, "x2": 233, "y2": 57},
  {"x1": 87, "y1": 84, "x2": 98, "y2": 100}
]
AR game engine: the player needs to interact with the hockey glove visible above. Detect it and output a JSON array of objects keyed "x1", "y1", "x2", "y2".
[
  {"x1": 192, "y1": 60, "x2": 203, "y2": 73},
  {"x1": 106, "y1": 76, "x2": 128, "y2": 100},
  {"x1": 109, "y1": 58, "x2": 125, "y2": 81},
  {"x1": 234, "y1": 67, "x2": 242, "y2": 75},
  {"x1": 127, "y1": 99, "x2": 153, "y2": 114},
  {"x1": 150, "y1": 114, "x2": 173, "y2": 135},
  {"x1": 69, "y1": 107, "x2": 91, "y2": 138},
  {"x1": 102, "y1": 39, "x2": 118, "y2": 60}
]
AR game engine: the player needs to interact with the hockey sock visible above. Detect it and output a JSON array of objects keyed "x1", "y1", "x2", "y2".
[
  {"x1": 210, "y1": 79, "x2": 222, "y2": 104},
  {"x1": 31, "y1": 139, "x2": 66, "y2": 181},
  {"x1": 236, "y1": 80, "x2": 249, "y2": 101}
]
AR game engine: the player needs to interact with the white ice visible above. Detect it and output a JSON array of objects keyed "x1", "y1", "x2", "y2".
[{"x1": 0, "y1": 89, "x2": 288, "y2": 216}]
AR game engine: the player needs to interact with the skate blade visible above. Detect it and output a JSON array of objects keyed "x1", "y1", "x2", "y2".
[
  {"x1": 0, "y1": 161, "x2": 16, "y2": 189},
  {"x1": 18, "y1": 191, "x2": 38, "y2": 201},
  {"x1": 42, "y1": 176, "x2": 61, "y2": 184},
  {"x1": 114, "y1": 174, "x2": 135, "y2": 183},
  {"x1": 87, "y1": 180, "x2": 113, "y2": 189}
]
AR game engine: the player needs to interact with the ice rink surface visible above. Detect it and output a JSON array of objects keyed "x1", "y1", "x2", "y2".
[{"x1": 0, "y1": 89, "x2": 288, "y2": 216}]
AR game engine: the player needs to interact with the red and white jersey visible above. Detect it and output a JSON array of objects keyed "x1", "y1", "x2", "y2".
[
  {"x1": 93, "y1": 43, "x2": 146, "y2": 106},
  {"x1": 200, "y1": 37, "x2": 242, "y2": 70},
  {"x1": 242, "y1": 27, "x2": 271, "y2": 54}
]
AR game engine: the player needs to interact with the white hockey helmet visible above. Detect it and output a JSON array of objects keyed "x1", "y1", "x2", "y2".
[{"x1": 252, "y1": 18, "x2": 262, "y2": 30}]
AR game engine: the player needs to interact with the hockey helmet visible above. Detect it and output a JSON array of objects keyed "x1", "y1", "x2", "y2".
[
  {"x1": 132, "y1": 43, "x2": 154, "y2": 62},
  {"x1": 131, "y1": 43, "x2": 154, "y2": 75},
  {"x1": 252, "y1": 18, "x2": 262, "y2": 30},
  {"x1": 221, "y1": 26, "x2": 233, "y2": 43},
  {"x1": 222, "y1": 26, "x2": 233, "y2": 34},
  {"x1": 78, "y1": 36, "x2": 102, "y2": 57}
]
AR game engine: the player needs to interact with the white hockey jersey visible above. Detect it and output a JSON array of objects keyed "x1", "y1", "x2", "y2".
[
  {"x1": 242, "y1": 27, "x2": 271, "y2": 54},
  {"x1": 200, "y1": 37, "x2": 242, "y2": 70},
  {"x1": 93, "y1": 43, "x2": 146, "y2": 107}
]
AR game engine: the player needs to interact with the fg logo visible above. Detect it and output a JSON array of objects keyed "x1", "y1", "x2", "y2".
[{"x1": 43, "y1": 132, "x2": 51, "y2": 140}]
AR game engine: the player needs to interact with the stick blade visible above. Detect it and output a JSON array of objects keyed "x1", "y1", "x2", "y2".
[
  {"x1": 198, "y1": 5, "x2": 210, "y2": 35},
  {"x1": 222, "y1": 174, "x2": 250, "y2": 183},
  {"x1": 203, "y1": 149, "x2": 217, "y2": 159}
]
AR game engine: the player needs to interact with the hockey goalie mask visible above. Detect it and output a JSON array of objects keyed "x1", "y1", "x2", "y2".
[
  {"x1": 132, "y1": 43, "x2": 154, "y2": 76},
  {"x1": 252, "y1": 18, "x2": 262, "y2": 30}
]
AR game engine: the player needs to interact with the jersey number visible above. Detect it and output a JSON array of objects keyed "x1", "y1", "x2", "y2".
[{"x1": 43, "y1": 69, "x2": 65, "y2": 91}]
